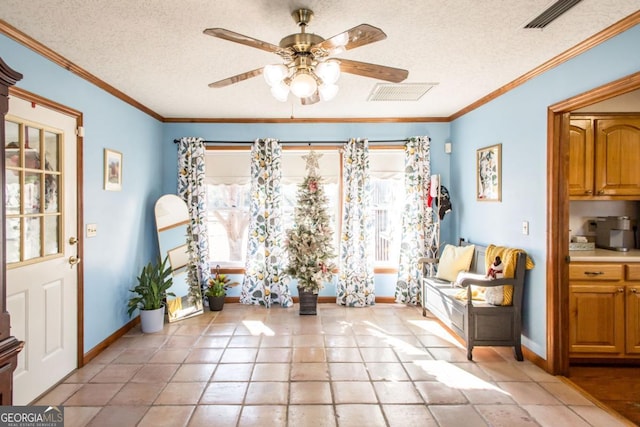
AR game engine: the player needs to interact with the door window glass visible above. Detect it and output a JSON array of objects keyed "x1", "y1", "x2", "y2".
[{"x1": 5, "y1": 118, "x2": 63, "y2": 265}]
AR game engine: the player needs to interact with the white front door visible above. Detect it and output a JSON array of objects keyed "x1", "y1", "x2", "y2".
[{"x1": 5, "y1": 95, "x2": 78, "y2": 405}]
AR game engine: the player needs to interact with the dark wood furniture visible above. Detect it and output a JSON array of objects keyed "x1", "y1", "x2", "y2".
[
  {"x1": 0, "y1": 56, "x2": 25, "y2": 404},
  {"x1": 420, "y1": 239, "x2": 527, "y2": 361}
]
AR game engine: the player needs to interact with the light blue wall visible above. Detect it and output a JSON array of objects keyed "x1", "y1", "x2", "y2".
[
  {"x1": 1, "y1": 35, "x2": 165, "y2": 353},
  {"x1": 162, "y1": 122, "x2": 454, "y2": 298},
  {"x1": 450, "y1": 24, "x2": 640, "y2": 358}
]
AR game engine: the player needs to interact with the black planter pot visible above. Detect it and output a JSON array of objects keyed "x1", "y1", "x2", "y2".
[
  {"x1": 298, "y1": 287, "x2": 318, "y2": 315},
  {"x1": 208, "y1": 295, "x2": 225, "y2": 311}
]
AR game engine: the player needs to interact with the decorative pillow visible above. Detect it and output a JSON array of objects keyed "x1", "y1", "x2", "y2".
[
  {"x1": 484, "y1": 286, "x2": 505, "y2": 305},
  {"x1": 436, "y1": 244, "x2": 475, "y2": 282}
]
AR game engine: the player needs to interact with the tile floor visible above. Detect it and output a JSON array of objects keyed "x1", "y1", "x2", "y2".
[{"x1": 36, "y1": 303, "x2": 633, "y2": 427}]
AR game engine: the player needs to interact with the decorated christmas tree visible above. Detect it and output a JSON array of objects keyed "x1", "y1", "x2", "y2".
[{"x1": 285, "y1": 151, "x2": 337, "y2": 294}]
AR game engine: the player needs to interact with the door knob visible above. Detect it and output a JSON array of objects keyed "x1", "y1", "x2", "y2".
[
  {"x1": 69, "y1": 236, "x2": 78, "y2": 245},
  {"x1": 68, "y1": 256, "x2": 81, "y2": 268}
]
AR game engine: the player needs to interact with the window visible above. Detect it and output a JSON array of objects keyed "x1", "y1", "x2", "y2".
[
  {"x1": 204, "y1": 146, "x2": 406, "y2": 271},
  {"x1": 5, "y1": 119, "x2": 62, "y2": 264},
  {"x1": 205, "y1": 151, "x2": 251, "y2": 267},
  {"x1": 369, "y1": 150, "x2": 405, "y2": 268},
  {"x1": 281, "y1": 149, "x2": 340, "y2": 261}
]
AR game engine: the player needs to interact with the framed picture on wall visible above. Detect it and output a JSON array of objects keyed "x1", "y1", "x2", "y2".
[
  {"x1": 104, "y1": 148, "x2": 123, "y2": 191},
  {"x1": 476, "y1": 143, "x2": 501, "y2": 201}
]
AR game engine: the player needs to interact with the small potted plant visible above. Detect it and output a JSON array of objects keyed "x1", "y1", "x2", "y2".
[
  {"x1": 204, "y1": 265, "x2": 239, "y2": 311},
  {"x1": 127, "y1": 256, "x2": 175, "y2": 333}
]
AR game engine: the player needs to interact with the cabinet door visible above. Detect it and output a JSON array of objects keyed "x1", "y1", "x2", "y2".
[
  {"x1": 626, "y1": 285, "x2": 640, "y2": 354},
  {"x1": 626, "y1": 265, "x2": 640, "y2": 354},
  {"x1": 569, "y1": 284, "x2": 625, "y2": 355},
  {"x1": 594, "y1": 118, "x2": 640, "y2": 197},
  {"x1": 569, "y1": 119, "x2": 594, "y2": 197}
]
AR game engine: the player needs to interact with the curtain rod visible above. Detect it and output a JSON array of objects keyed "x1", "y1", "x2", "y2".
[{"x1": 172, "y1": 138, "x2": 429, "y2": 146}]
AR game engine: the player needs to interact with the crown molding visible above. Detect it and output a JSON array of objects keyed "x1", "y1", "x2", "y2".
[
  {"x1": 2, "y1": 10, "x2": 639, "y2": 124},
  {"x1": 449, "y1": 10, "x2": 640, "y2": 121}
]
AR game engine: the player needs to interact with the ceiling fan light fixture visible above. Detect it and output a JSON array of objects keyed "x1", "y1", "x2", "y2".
[
  {"x1": 205, "y1": 9, "x2": 408, "y2": 105},
  {"x1": 315, "y1": 61, "x2": 341, "y2": 84},
  {"x1": 264, "y1": 64, "x2": 289, "y2": 87},
  {"x1": 290, "y1": 71, "x2": 317, "y2": 98},
  {"x1": 318, "y1": 83, "x2": 339, "y2": 101},
  {"x1": 270, "y1": 82, "x2": 290, "y2": 102}
]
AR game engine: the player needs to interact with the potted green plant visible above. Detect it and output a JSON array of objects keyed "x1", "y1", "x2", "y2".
[
  {"x1": 127, "y1": 256, "x2": 175, "y2": 333},
  {"x1": 204, "y1": 265, "x2": 239, "y2": 311}
]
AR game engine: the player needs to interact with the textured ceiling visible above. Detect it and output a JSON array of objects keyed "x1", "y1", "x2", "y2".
[{"x1": 0, "y1": 1, "x2": 638, "y2": 120}]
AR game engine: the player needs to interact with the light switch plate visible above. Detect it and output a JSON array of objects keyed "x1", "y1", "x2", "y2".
[
  {"x1": 86, "y1": 223, "x2": 97, "y2": 237},
  {"x1": 522, "y1": 221, "x2": 529, "y2": 235}
]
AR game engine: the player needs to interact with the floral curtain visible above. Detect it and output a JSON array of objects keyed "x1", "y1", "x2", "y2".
[
  {"x1": 177, "y1": 137, "x2": 211, "y2": 296},
  {"x1": 337, "y1": 138, "x2": 375, "y2": 307},
  {"x1": 395, "y1": 136, "x2": 434, "y2": 304},
  {"x1": 241, "y1": 139, "x2": 292, "y2": 308}
]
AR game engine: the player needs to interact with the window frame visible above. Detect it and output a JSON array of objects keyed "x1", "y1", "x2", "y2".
[
  {"x1": 5, "y1": 117, "x2": 64, "y2": 267},
  {"x1": 204, "y1": 145, "x2": 405, "y2": 274}
]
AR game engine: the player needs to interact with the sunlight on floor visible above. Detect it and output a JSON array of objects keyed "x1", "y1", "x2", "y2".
[
  {"x1": 408, "y1": 319, "x2": 464, "y2": 346},
  {"x1": 413, "y1": 359, "x2": 509, "y2": 393},
  {"x1": 242, "y1": 320, "x2": 275, "y2": 336},
  {"x1": 362, "y1": 319, "x2": 508, "y2": 394}
]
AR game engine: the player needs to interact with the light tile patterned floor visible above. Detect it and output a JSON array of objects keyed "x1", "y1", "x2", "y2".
[{"x1": 36, "y1": 303, "x2": 633, "y2": 426}]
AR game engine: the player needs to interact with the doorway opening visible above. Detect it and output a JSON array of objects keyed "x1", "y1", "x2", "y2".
[{"x1": 546, "y1": 71, "x2": 640, "y2": 375}]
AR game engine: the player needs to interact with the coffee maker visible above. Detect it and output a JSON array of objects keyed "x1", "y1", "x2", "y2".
[{"x1": 595, "y1": 216, "x2": 637, "y2": 251}]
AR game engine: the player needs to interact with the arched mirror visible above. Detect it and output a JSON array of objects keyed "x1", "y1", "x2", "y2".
[{"x1": 154, "y1": 194, "x2": 203, "y2": 322}]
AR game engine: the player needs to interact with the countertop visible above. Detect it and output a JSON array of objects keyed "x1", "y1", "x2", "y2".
[{"x1": 569, "y1": 248, "x2": 640, "y2": 262}]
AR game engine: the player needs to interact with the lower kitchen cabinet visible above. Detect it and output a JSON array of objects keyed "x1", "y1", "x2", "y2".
[
  {"x1": 626, "y1": 264, "x2": 640, "y2": 354},
  {"x1": 569, "y1": 262, "x2": 640, "y2": 359}
]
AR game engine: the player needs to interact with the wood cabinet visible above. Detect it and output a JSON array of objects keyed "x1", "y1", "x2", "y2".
[
  {"x1": 626, "y1": 264, "x2": 640, "y2": 354},
  {"x1": 569, "y1": 119, "x2": 594, "y2": 197},
  {"x1": 569, "y1": 115, "x2": 640, "y2": 200},
  {"x1": 570, "y1": 262, "x2": 640, "y2": 358}
]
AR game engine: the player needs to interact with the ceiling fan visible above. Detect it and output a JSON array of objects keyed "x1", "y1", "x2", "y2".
[{"x1": 204, "y1": 8, "x2": 409, "y2": 105}]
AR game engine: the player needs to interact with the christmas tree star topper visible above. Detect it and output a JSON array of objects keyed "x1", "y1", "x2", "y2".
[{"x1": 302, "y1": 150, "x2": 322, "y2": 176}]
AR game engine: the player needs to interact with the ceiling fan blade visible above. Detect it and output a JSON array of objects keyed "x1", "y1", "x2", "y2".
[
  {"x1": 203, "y1": 28, "x2": 280, "y2": 53},
  {"x1": 338, "y1": 59, "x2": 408, "y2": 83},
  {"x1": 208, "y1": 67, "x2": 264, "y2": 88},
  {"x1": 314, "y1": 24, "x2": 387, "y2": 55},
  {"x1": 301, "y1": 93, "x2": 320, "y2": 105}
]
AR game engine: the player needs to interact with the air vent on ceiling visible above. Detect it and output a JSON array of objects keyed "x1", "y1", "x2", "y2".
[
  {"x1": 524, "y1": 0, "x2": 582, "y2": 29},
  {"x1": 367, "y1": 83, "x2": 437, "y2": 102}
]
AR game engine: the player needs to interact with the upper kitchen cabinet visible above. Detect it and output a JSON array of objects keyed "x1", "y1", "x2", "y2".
[
  {"x1": 569, "y1": 118, "x2": 594, "y2": 197},
  {"x1": 595, "y1": 117, "x2": 640, "y2": 197},
  {"x1": 570, "y1": 115, "x2": 640, "y2": 200}
]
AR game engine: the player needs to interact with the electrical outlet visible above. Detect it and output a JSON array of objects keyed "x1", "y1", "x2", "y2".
[
  {"x1": 86, "y1": 223, "x2": 97, "y2": 237},
  {"x1": 522, "y1": 221, "x2": 529, "y2": 235}
]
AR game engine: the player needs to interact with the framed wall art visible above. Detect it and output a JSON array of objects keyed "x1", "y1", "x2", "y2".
[
  {"x1": 104, "y1": 148, "x2": 122, "y2": 191},
  {"x1": 476, "y1": 143, "x2": 501, "y2": 201}
]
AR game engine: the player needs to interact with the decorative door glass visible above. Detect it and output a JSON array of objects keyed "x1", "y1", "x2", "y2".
[{"x1": 5, "y1": 118, "x2": 62, "y2": 264}]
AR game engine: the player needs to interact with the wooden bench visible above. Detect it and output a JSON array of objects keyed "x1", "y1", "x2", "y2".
[{"x1": 419, "y1": 239, "x2": 527, "y2": 361}]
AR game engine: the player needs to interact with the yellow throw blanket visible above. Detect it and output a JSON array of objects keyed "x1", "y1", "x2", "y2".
[
  {"x1": 454, "y1": 245, "x2": 534, "y2": 305},
  {"x1": 485, "y1": 245, "x2": 535, "y2": 305}
]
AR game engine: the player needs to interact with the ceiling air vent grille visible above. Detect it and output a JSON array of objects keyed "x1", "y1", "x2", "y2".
[
  {"x1": 524, "y1": 0, "x2": 582, "y2": 29},
  {"x1": 367, "y1": 83, "x2": 437, "y2": 102}
]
